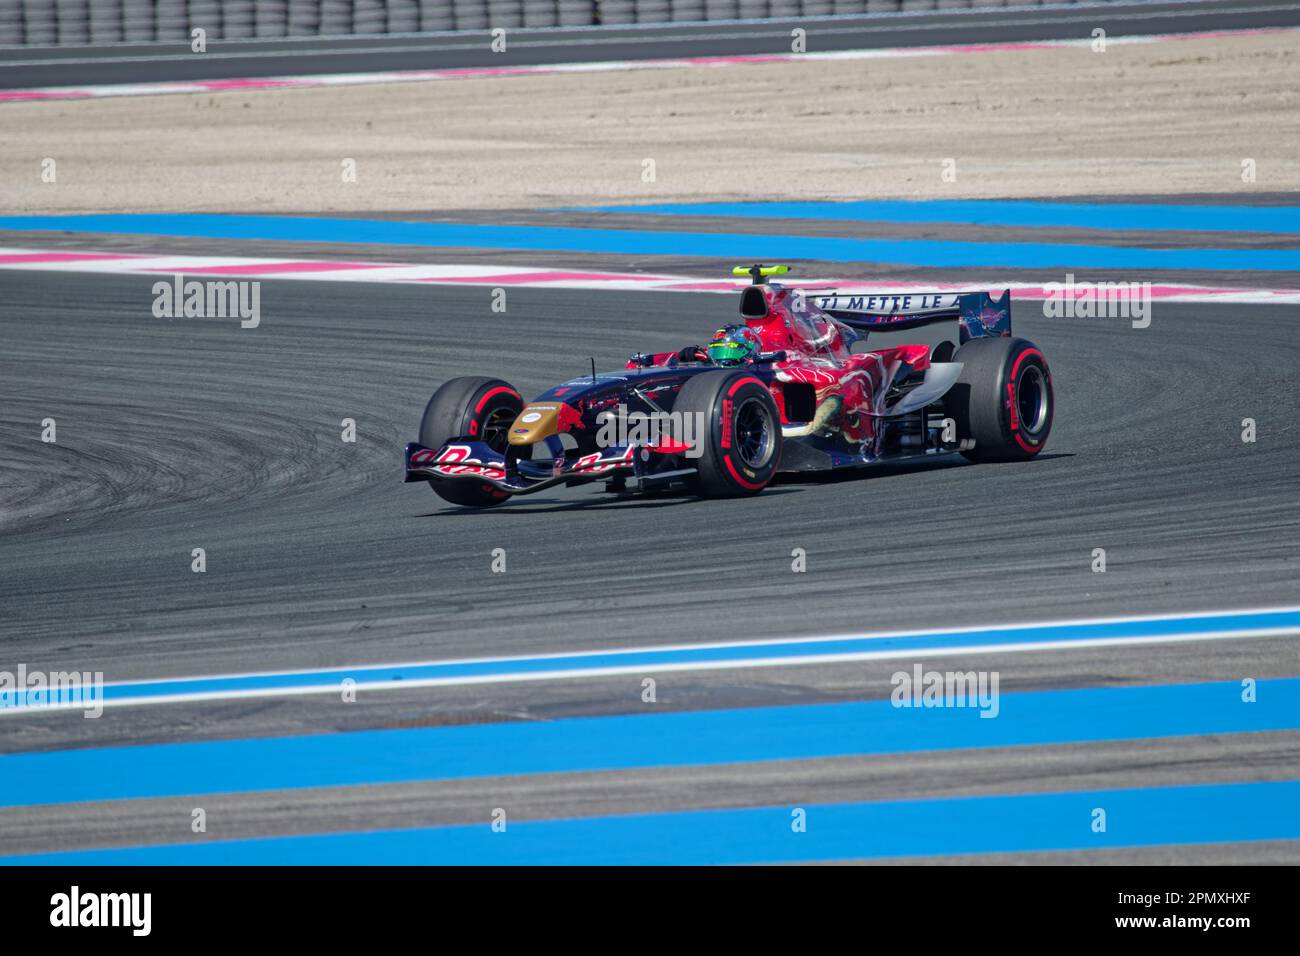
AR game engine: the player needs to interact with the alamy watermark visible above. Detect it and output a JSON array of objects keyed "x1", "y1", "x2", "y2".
[
  {"x1": 1042, "y1": 273, "x2": 1152, "y2": 329},
  {"x1": 0, "y1": 664, "x2": 104, "y2": 718},
  {"x1": 891, "y1": 664, "x2": 1000, "y2": 718},
  {"x1": 152, "y1": 274, "x2": 260, "y2": 329},
  {"x1": 50, "y1": 886, "x2": 151, "y2": 936},
  {"x1": 595, "y1": 406, "x2": 706, "y2": 458}
]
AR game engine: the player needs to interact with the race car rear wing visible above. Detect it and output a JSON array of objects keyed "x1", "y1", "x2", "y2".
[{"x1": 812, "y1": 290, "x2": 1012, "y2": 345}]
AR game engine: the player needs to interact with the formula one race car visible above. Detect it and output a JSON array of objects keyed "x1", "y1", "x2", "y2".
[{"x1": 405, "y1": 265, "x2": 1053, "y2": 506}]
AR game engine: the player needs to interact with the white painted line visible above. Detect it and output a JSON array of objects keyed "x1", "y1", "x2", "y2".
[
  {"x1": 4, "y1": 605, "x2": 1298, "y2": 714},
  {"x1": 24, "y1": 626, "x2": 1298, "y2": 713}
]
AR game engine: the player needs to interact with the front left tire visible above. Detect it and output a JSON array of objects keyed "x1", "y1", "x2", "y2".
[{"x1": 418, "y1": 375, "x2": 523, "y2": 507}]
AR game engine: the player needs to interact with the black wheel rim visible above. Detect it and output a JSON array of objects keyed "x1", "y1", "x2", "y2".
[
  {"x1": 480, "y1": 405, "x2": 516, "y2": 454},
  {"x1": 734, "y1": 397, "x2": 775, "y2": 468},
  {"x1": 1016, "y1": 365, "x2": 1049, "y2": 436}
]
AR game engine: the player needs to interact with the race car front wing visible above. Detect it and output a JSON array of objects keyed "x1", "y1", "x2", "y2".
[{"x1": 404, "y1": 441, "x2": 696, "y2": 496}]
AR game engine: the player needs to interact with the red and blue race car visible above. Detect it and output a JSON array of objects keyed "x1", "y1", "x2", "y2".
[{"x1": 405, "y1": 265, "x2": 1054, "y2": 506}]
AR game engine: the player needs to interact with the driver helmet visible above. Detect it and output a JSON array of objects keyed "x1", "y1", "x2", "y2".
[{"x1": 706, "y1": 325, "x2": 763, "y2": 367}]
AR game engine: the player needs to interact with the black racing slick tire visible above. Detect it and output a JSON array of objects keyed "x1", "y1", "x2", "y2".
[
  {"x1": 674, "y1": 370, "x2": 782, "y2": 498},
  {"x1": 946, "y1": 336, "x2": 1054, "y2": 463},
  {"x1": 419, "y1": 375, "x2": 523, "y2": 507}
]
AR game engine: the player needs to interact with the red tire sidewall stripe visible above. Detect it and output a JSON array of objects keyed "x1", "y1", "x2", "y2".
[
  {"x1": 474, "y1": 385, "x2": 520, "y2": 414},
  {"x1": 726, "y1": 376, "x2": 765, "y2": 398},
  {"x1": 467, "y1": 384, "x2": 522, "y2": 441},
  {"x1": 721, "y1": 376, "x2": 774, "y2": 489},
  {"x1": 724, "y1": 455, "x2": 767, "y2": 490},
  {"x1": 1008, "y1": 347, "x2": 1049, "y2": 454}
]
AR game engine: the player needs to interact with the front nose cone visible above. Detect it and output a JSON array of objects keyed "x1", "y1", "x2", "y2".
[{"x1": 508, "y1": 404, "x2": 563, "y2": 445}]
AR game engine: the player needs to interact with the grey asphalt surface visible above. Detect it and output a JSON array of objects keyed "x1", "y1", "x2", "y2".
[
  {"x1": 1, "y1": 269, "x2": 1298, "y2": 862},
  {"x1": 4, "y1": 272, "x2": 1299, "y2": 673},
  {"x1": 3, "y1": 0, "x2": 1297, "y2": 89}
]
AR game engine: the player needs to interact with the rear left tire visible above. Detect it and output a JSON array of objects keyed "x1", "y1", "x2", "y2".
[{"x1": 946, "y1": 336, "x2": 1053, "y2": 462}]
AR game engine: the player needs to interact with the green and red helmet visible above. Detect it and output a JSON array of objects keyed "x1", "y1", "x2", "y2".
[{"x1": 706, "y1": 325, "x2": 763, "y2": 367}]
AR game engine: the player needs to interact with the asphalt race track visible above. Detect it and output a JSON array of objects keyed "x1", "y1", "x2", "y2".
[
  {"x1": 3, "y1": 0, "x2": 1298, "y2": 89},
  {"x1": 5, "y1": 272, "x2": 1299, "y2": 671},
  {"x1": 3, "y1": 0, "x2": 1300, "y2": 866},
  {"x1": 2, "y1": 270, "x2": 1298, "y2": 862}
]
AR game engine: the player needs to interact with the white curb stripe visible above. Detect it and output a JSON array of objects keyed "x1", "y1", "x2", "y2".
[{"x1": 3, "y1": 247, "x2": 1299, "y2": 302}]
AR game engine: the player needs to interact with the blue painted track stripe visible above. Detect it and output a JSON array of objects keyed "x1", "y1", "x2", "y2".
[
  {"x1": 2, "y1": 214, "x2": 1300, "y2": 271},
  {"x1": 5, "y1": 781, "x2": 1298, "y2": 865},
  {"x1": 582, "y1": 199, "x2": 1300, "y2": 234},
  {"x1": 11, "y1": 606, "x2": 1298, "y2": 709},
  {"x1": 1, "y1": 678, "x2": 1297, "y2": 811}
]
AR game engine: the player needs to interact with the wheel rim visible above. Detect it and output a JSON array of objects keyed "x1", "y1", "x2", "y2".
[
  {"x1": 1016, "y1": 365, "x2": 1049, "y2": 436},
  {"x1": 480, "y1": 405, "x2": 516, "y2": 453},
  {"x1": 734, "y1": 397, "x2": 776, "y2": 468}
]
